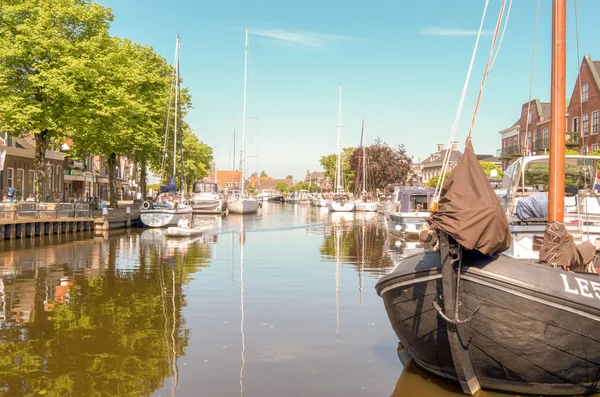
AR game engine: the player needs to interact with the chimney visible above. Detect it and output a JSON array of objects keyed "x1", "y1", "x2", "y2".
[
  {"x1": 451, "y1": 141, "x2": 457, "y2": 150},
  {"x1": 436, "y1": 144, "x2": 444, "y2": 152}
]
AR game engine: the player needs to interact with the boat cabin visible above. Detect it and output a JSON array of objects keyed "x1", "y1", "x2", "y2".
[
  {"x1": 392, "y1": 188, "x2": 436, "y2": 213},
  {"x1": 499, "y1": 155, "x2": 600, "y2": 219},
  {"x1": 192, "y1": 182, "x2": 218, "y2": 194}
]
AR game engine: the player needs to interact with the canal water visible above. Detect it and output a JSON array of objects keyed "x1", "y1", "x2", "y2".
[{"x1": 0, "y1": 203, "x2": 571, "y2": 396}]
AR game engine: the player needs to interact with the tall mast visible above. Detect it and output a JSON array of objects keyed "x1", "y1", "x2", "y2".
[
  {"x1": 549, "y1": 0, "x2": 566, "y2": 222},
  {"x1": 336, "y1": 84, "x2": 342, "y2": 193},
  {"x1": 362, "y1": 115, "x2": 366, "y2": 194},
  {"x1": 173, "y1": 35, "x2": 180, "y2": 184},
  {"x1": 241, "y1": 26, "x2": 249, "y2": 194}
]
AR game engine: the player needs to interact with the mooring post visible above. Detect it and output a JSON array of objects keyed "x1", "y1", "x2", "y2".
[{"x1": 126, "y1": 206, "x2": 131, "y2": 228}]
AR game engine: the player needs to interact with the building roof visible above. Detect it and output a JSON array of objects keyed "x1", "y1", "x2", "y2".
[
  {"x1": 249, "y1": 176, "x2": 294, "y2": 189},
  {"x1": 215, "y1": 170, "x2": 241, "y2": 185},
  {"x1": 420, "y1": 149, "x2": 462, "y2": 168},
  {"x1": 305, "y1": 171, "x2": 326, "y2": 181}
]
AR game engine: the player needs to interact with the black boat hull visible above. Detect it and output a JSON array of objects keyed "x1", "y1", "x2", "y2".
[{"x1": 376, "y1": 251, "x2": 600, "y2": 395}]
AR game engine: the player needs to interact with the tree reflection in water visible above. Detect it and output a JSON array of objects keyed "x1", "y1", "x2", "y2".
[{"x1": 0, "y1": 230, "x2": 212, "y2": 396}]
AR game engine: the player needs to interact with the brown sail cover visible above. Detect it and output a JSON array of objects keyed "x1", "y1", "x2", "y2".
[
  {"x1": 539, "y1": 223, "x2": 596, "y2": 271},
  {"x1": 428, "y1": 140, "x2": 511, "y2": 255}
]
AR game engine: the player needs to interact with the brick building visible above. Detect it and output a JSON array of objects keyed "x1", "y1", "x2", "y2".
[{"x1": 568, "y1": 56, "x2": 600, "y2": 154}]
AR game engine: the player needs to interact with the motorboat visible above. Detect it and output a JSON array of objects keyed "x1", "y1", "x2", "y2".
[
  {"x1": 384, "y1": 188, "x2": 435, "y2": 239},
  {"x1": 190, "y1": 181, "x2": 223, "y2": 214},
  {"x1": 165, "y1": 226, "x2": 204, "y2": 237}
]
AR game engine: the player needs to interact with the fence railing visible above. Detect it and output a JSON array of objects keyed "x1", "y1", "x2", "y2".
[{"x1": 0, "y1": 202, "x2": 92, "y2": 221}]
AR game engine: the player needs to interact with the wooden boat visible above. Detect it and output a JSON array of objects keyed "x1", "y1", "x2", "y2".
[
  {"x1": 376, "y1": 2, "x2": 600, "y2": 395},
  {"x1": 165, "y1": 226, "x2": 204, "y2": 237}
]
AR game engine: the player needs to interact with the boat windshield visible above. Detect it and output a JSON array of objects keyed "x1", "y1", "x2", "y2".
[
  {"x1": 193, "y1": 182, "x2": 218, "y2": 193},
  {"x1": 522, "y1": 159, "x2": 595, "y2": 192},
  {"x1": 408, "y1": 194, "x2": 429, "y2": 211}
]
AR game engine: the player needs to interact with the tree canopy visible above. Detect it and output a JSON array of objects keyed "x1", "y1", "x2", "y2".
[
  {"x1": 275, "y1": 182, "x2": 289, "y2": 193},
  {"x1": 349, "y1": 139, "x2": 412, "y2": 191},
  {"x1": 320, "y1": 147, "x2": 355, "y2": 192}
]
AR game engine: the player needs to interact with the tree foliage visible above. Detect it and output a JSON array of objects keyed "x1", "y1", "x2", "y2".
[
  {"x1": 0, "y1": 0, "x2": 114, "y2": 196},
  {"x1": 260, "y1": 170, "x2": 268, "y2": 177},
  {"x1": 179, "y1": 124, "x2": 213, "y2": 193},
  {"x1": 349, "y1": 139, "x2": 412, "y2": 191},
  {"x1": 479, "y1": 161, "x2": 503, "y2": 180},
  {"x1": 320, "y1": 147, "x2": 355, "y2": 192},
  {"x1": 427, "y1": 173, "x2": 450, "y2": 189},
  {"x1": 275, "y1": 182, "x2": 289, "y2": 193}
]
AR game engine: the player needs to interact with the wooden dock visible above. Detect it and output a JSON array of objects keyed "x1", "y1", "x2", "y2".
[{"x1": 0, "y1": 218, "x2": 94, "y2": 240}]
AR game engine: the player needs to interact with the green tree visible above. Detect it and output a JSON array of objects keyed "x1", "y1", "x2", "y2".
[
  {"x1": 285, "y1": 175, "x2": 293, "y2": 180},
  {"x1": 349, "y1": 139, "x2": 412, "y2": 192},
  {"x1": 479, "y1": 161, "x2": 504, "y2": 180},
  {"x1": 260, "y1": 170, "x2": 268, "y2": 177},
  {"x1": 180, "y1": 125, "x2": 213, "y2": 192},
  {"x1": 71, "y1": 38, "x2": 174, "y2": 207},
  {"x1": 0, "y1": 0, "x2": 113, "y2": 197},
  {"x1": 275, "y1": 182, "x2": 289, "y2": 193},
  {"x1": 320, "y1": 147, "x2": 355, "y2": 192},
  {"x1": 246, "y1": 183, "x2": 256, "y2": 194},
  {"x1": 427, "y1": 173, "x2": 450, "y2": 189},
  {"x1": 250, "y1": 172, "x2": 258, "y2": 177}
]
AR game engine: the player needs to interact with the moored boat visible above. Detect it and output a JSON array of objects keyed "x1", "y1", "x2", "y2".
[
  {"x1": 190, "y1": 181, "x2": 223, "y2": 214},
  {"x1": 165, "y1": 226, "x2": 204, "y2": 237},
  {"x1": 384, "y1": 188, "x2": 435, "y2": 239}
]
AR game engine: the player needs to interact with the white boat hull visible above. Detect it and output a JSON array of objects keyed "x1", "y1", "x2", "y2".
[
  {"x1": 355, "y1": 201, "x2": 377, "y2": 212},
  {"x1": 140, "y1": 207, "x2": 193, "y2": 228},
  {"x1": 385, "y1": 211, "x2": 429, "y2": 239},
  {"x1": 191, "y1": 199, "x2": 223, "y2": 214},
  {"x1": 165, "y1": 226, "x2": 204, "y2": 237},
  {"x1": 327, "y1": 201, "x2": 355, "y2": 212},
  {"x1": 227, "y1": 197, "x2": 259, "y2": 214}
]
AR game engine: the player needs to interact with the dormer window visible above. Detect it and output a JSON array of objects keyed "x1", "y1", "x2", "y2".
[
  {"x1": 583, "y1": 82, "x2": 589, "y2": 102},
  {"x1": 527, "y1": 112, "x2": 532, "y2": 123}
]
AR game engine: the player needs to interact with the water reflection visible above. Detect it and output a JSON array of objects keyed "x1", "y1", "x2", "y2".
[
  {"x1": 391, "y1": 361, "x2": 600, "y2": 397},
  {"x1": 0, "y1": 228, "x2": 215, "y2": 396}
]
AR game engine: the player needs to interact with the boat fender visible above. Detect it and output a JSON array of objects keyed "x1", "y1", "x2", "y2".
[
  {"x1": 419, "y1": 225, "x2": 438, "y2": 247},
  {"x1": 141, "y1": 201, "x2": 151, "y2": 210}
]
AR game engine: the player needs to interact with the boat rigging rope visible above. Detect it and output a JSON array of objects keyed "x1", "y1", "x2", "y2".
[
  {"x1": 466, "y1": 0, "x2": 509, "y2": 140},
  {"x1": 434, "y1": 0, "x2": 511, "y2": 203},
  {"x1": 432, "y1": 0, "x2": 490, "y2": 202}
]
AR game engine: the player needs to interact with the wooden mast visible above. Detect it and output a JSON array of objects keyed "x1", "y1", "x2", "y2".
[{"x1": 549, "y1": 0, "x2": 566, "y2": 222}]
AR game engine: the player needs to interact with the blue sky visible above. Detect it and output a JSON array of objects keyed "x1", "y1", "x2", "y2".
[{"x1": 99, "y1": 0, "x2": 600, "y2": 180}]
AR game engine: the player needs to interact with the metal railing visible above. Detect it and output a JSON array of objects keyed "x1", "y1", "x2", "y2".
[{"x1": 0, "y1": 202, "x2": 91, "y2": 221}]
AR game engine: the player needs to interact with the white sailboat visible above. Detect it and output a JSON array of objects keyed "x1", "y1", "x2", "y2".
[
  {"x1": 327, "y1": 84, "x2": 355, "y2": 212},
  {"x1": 227, "y1": 26, "x2": 259, "y2": 215},
  {"x1": 354, "y1": 115, "x2": 377, "y2": 212},
  {"x1": 140, "y1": 34, "x2": 192, "y2": 228}
]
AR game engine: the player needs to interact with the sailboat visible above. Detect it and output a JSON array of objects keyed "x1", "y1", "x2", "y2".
[
  {"x1": 376, "y1": 2, "x2": 600, "y2": 395},
  {"x1": 140, "y1": 35, "x2": 192, "y2": 228},
  {"x1": 354, "y1": 116, "x2": 377, "y2": 212},
  {"x1": 227, "y1": 27, "x2": 260, "y2": 215},
  {"x1": 327, "y1": 84, "x2": 355, "y2": 213}
]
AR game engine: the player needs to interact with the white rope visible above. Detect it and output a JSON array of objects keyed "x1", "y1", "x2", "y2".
[
  {"x1": 433, "y1": 0, "x2": 490, "y2": 202},
  {"x1": 490, "y1": 0, "x2": 512, "y2": 70},
  {"x1": 466, "y1": 0, "x2": 507, "y2": 140}
]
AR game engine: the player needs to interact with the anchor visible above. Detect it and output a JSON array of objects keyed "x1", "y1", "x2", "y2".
[{"x1": 433, "y1": 243, "x2": 480, "y2": 325}]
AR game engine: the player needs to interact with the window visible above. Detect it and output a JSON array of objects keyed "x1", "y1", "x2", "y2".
[
  {"x1": 583, "y1": 82, "x2": 589, "y2": 102},
  {"x1": 28, "y1": 170, "x2": 35, "y2": 195},
  {"x1": 16, "y1": 169, "x2": 23, "y2": 196},
  {"x1": 57, "y1": 165, "x2": 62, "y2": 192},
  {"x1": 527, "y1": 112, "x2": 532, "y2": 123},
  {"x1": 47, "y1": 165, "x2": 53, "y2": 194},
  {"x1": 6, "y1": 168, "x2": 13, "y2": 188},
  {"x1": 583, "y1": 113, "x2": 589, "y2": 136},
  {"x1": 543, "y1": 128, "x2": 549, "y2": 147},
  {"x1": 2, "y1": 132, "x2": 13, "y2": 147},
  {"x1": 593, "y1": 144, "x2": 599, "y2": 152},
  {"x1": 224, "y1": 182, "x2": 230, "y2": 187},
  {"x1": 593, "y1": 111, "x2": 599, "y2": 134},
  {"x1": 409, "y1": 194, "x2": 428, "y2": 211},
  {"x1": 573, "y1": 117, "x2": 579, "y2": 132},
  {"x1": 583, "y1": 145, "x2": 589, "y2": 155},
  {"x1": 534, "y1": 128, "x2": 539, "y2": 142}
]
